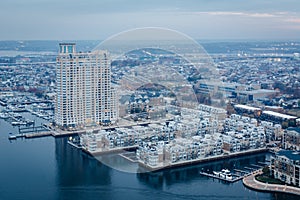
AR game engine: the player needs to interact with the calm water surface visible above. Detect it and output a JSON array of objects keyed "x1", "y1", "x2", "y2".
[{"x1": 0, "y1": 112, "x2": 298, "y2": 200}]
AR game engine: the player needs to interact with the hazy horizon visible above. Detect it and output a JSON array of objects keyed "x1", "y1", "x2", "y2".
[{"x1": 1, "y1": 0, "x2": 300, "y2": 41}]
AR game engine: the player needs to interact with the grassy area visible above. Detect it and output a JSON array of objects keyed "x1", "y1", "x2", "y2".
[{"x1": 255, "y1": 175, "x2": 285, "y2": 185}]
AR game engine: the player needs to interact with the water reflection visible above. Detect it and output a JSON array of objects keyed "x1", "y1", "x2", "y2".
[
  {"x1": 55, "y1": 138, "x2": 112, "y2": 186},
  {"x1": 137, "y1": 153, "x2": 299, "y2": 200},
  {"x1": 3, "y1": 110, "x2": 297, "y2": 200},
  {"x1": 137, "y1": 153, "x2": 269, "y2": 188}
]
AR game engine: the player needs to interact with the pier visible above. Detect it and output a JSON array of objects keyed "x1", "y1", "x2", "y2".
[
  {"x1": 25, "y1": 132, "x2": 52, "y2": 138},
  {"x1": 199, "y1": 171, "x2": 246, "y2": 183},
  {"x1": 18, "y1": 125, "x2": 48, "y2": 134},
  {"x1": 258, "y1": 161, "x2": 270, "y2": 166},
  {"x1": 250, "y1": 164, "x2": 263, "y2": 168},
  {"x1": 199, "y1": 164, "x2": 268, "y2": 183},
  {"x1": 234, "y1": 169, "x2": 249, "y2": 175},
  {"x1": 8, "y1": 131, "x2": 52, "y2": 140},
  {"x1": 244, "y1": 166, "x2": 256, "y2": 171},
  {"x1": 119, "y1": 152, "x2": 139, "y2": 163}
]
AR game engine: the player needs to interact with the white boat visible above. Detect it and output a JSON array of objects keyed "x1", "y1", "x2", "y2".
[
  {"x1": 213, "y1": 171, "x2": 221, "y2": 176},
  {"x1": 226, "y1": 173, "x2": 233, "y2": 180},
  {"x1": 221, "y1": 169, "x2": 230, "y2": 174},
  {"x1": 221, "y1": 169, "x2": 232, "y2": 180},
  {"x1": 11, "y1": 121, "x2": 27, "y2": 126},
  {"x1": 8, "y1": 135, "x2": 17, "y2": 140},
  {"x1": 214, "y1": 169, "x2": 233, "y2": 180},
  {"x1": 219, "y1": 173, "x2": 226, "y2": 178}
]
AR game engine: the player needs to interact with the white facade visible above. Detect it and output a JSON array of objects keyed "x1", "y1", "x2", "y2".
[{"x1": 55, "y1": 43, "x2": 118, "y2": 128}]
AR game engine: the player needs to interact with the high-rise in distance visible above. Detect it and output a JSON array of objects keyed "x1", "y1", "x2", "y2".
[{"x1": 55, "y1": 43, "x2": 118, "y2": 129}]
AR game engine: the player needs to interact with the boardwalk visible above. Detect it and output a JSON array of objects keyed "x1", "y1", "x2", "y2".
[{"x1": 243, "y1": 170, "x2": 300, "y2": 196}]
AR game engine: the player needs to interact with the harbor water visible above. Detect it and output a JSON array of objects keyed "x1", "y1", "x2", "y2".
[{"x1": 0, "y1": 111, "x2": 298, "y2": 200}]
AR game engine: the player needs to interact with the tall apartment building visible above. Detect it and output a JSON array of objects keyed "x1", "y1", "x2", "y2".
[{"x1": 55, "y1": 43, "x2": 118, "y2": 129}]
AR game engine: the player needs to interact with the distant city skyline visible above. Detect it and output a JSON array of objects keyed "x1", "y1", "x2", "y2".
[{"x1": 1, "y1": 0, "x2": 300, "y2": 40}]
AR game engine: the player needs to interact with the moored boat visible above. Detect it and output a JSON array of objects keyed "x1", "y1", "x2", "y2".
[
  {"x1": 213, "y1": 169, "x2": 233, "y2": 180},
  {"x1": 8, "y1": 135, "x2": 17, "y2": 140}
]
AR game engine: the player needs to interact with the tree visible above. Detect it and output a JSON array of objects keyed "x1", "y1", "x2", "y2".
[
  {"x1": 273, "y1": 81, "x2": 286, "y2": 91},
  {"x1": 262, "y1": 166, "x2": 270, "y2": 175}
]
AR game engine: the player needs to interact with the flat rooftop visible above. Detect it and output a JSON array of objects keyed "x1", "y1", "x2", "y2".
[
  {"x1": 240, "y1": 89, "x2": 278, "y2": 95},
  {"x1": 262, "y1": 110, "x2": 297, "y2": 119},
  {"x1": 234, "y1": 104, "x2": 261, "y2": 111}
]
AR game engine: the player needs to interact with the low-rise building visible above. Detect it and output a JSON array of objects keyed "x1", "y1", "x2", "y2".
[
  {"x1": 284, "y1": 128, "x2": 300, "y2": 151},
  {"x1": 271, "y1": 150, "x2": 300, "y2": 187}
]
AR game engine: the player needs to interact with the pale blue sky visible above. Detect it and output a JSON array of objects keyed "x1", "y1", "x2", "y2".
[{"x1": 1, "y1": 0, "x2": 300, "y2": 40}]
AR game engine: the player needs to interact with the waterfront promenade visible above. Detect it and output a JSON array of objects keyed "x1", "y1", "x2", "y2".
[
  {"x1": 243, "y1": 170, "x2": 300, "y2": 196},
  {"x1": 137, "y1": 148, "x2": 268, "y2": 171}
]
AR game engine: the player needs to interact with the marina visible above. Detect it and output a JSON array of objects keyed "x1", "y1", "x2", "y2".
[
  {"x1": 199, "y1": 162, "x2": 269, "y2": 183},
  {"x1": 199, "y1": 170, "x2": 245, "y2": 183},
  {"x1": 1, "y1": 102, "x2": 281, "y2": 178}
]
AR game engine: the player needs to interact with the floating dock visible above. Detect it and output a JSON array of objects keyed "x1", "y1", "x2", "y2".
[
  {"x1": 250, "y1": 164, "x2": 263, "y2": 168},
  {"x1": 258, "y1": 161, "x2": 270, "y2": 166},
  {"x1": 199, "y1": 171, "x2": 245, "y2": 183},
  {"x1": 244, "y1": 166, "x2": 256, "y2": 171},
  {"x1": 234, "y1": 169, "x2": 249, "y2": 175}
]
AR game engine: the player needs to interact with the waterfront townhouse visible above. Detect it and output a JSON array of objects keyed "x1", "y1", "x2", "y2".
[
  {"x1": 271, "y1": 150, "x2": 300, "y2": 187},
  {"x1": 284, "y1": 128, "x2": 300, "y2": 151}
]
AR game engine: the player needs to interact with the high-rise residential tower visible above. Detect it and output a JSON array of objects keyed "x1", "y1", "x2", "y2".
[{"x1": 55, "y1": 43, "x2": 118, "y2": 129}]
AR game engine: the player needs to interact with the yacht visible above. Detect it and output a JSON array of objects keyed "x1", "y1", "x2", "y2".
[
  {"x1": 213, "y1": 171, "x2": 221, "y2": 176},
  {"x1": 213, "y1": 169, "x2": 233, "y2": 180},
  {"x1": 220, "y1": 169, "x2": 233, "y2": 180}
]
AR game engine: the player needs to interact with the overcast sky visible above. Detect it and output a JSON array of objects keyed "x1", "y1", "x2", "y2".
[{"x1": 1, "y1": 0, "x2": 300, "y2": 40}]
